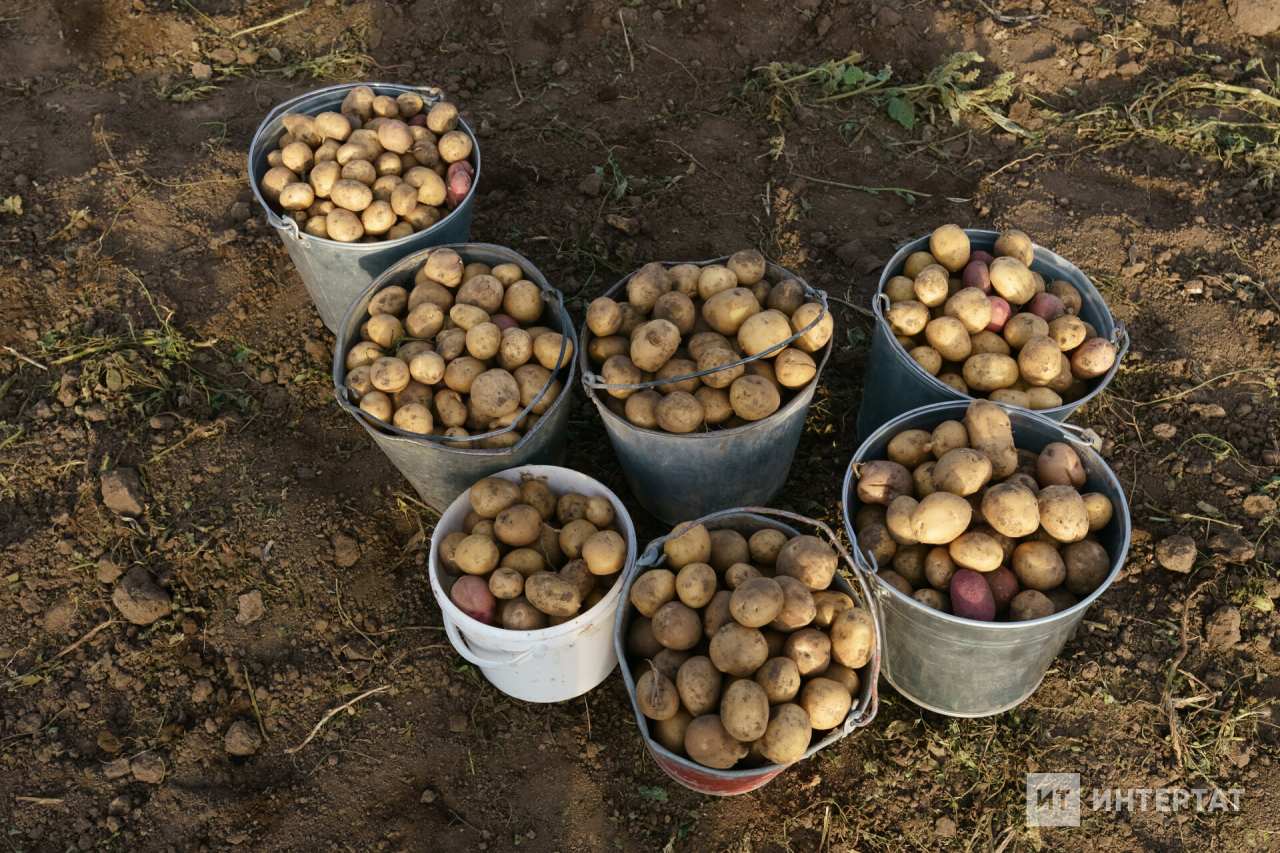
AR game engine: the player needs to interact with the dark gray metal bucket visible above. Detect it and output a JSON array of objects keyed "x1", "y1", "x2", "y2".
[
  {"x1": 614, "y1": 508, "x2": 881, "y2": 795},
  {"x1": 579, "y1": 259, "x2": 832, "y2": 526},
  {"x1": 856, "y1": 230, "x2": 1129, "y2": 442},
  {"x1": 842, "y1": 401, "x2": 1131, "y2": 717},
  {"x1": 332, "y1": 244, "x2": 576, "y2": 513},
  {"x1": 248, "y1": 83, "x2": 480, "y2": 333}
]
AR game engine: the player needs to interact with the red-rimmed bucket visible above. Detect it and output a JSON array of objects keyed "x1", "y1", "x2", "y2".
[{"x1": 613, "y1": 508, "x2": 881, "y2": 795}]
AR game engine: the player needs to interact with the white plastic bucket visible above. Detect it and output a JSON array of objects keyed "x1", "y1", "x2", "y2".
[{"x1": 428, "y1": 465, "x2": 638, "y2": 702}]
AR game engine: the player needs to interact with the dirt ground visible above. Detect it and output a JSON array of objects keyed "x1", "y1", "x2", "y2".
[{"x1": 3, "y1": 0, "x2": 1280, "y2": 850}]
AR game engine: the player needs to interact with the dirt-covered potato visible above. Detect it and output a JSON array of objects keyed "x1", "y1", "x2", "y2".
[
  {"x1": 932, "y1": 448, "x2": 992, "y2": 497},
  {"x1": 582, "y1": 530, "x2": 627, "y2": 576},
  {"x1": 774, "y1": 535, "x2": 837, "y2": 591},
  {"x1": 656, "y1": 391, "x2": 705, "y2": 433},
  {"x1": 652, "y1": 601, "x2": 703, "y2": 650},
  {"x1": 994, "y1": 229, "x2": 1034, "y2": 266},
  {"x1": 929, "y1": 223, "x2": 971, "y2": 272},
  {"x1": 856, "y1": 460, "x2": 913, "y2": 506},
  {"x1": 706, "y1": 531, "x2": 749, "y2": 571},
  {"x1": 811, "y1": 591, "x2": 853, "y2": 630},
  {"x1": 1037, "y1": 442, "x2": 1086, "y2": 489},
  {"x1": 665, "y1": 523, "x2": 712, "y2": 569},
  {"x1": 945, "y1": 287, "x2": 993, "y2": 334},
  {"x1": 724, "y1": 563, "x2": 761, "y2": 590},
  {"x1": 525, "y1": 572, "x2": 582, "y2": 617},
  {"x1": 1062, "y1": 540, "x2": 1109, "y2": 595},
  {"x1": 1037, "y1": 485, "x2": 1089, "y2": 543},
  {"x1": 637, "y1": 669, "x2": 680, "y2": 720},
  {"x1": 948, "y1": 531, "x2": 1004, "y2": 573},
  {"x1": 729, "y1": 577, "x2": 785, "y2": 628},
  {"x1": 981, "y1": 482, "x2": 1040, "y2": 538},
  {"x1": 1011, "y1": 541, "x2": 1066, "y2": 591},
  {"x1": 909, "y1": 491, "x2": 973, "y2": 544},
  {"x1": 1080, "y1": 492, "x2": 1113, "y2": 531},
  {"x1": 886, "y1": 300, "x2": 930, "y2": 337},
  {"x1": 1009, "y1": 589, "x2": 1054, "y2": 622},
  {"x1": 630, "y1": 569, "x2": 677, "y2": 617},
  {"x1": 965, "y1": 400, "x2": 1017, "y2": 478},
  {"x1": 1071, "y1": 337, "x2": 1116, "y2": 379},
  {"x1": 738, "y1": 310, "x2": 793, "y2": 357},
  {"x1": 672, "y1": 562, "x2": 714, "y2": 609},
  {"x1": 799, "y1": 678, "x2": 852, "y2": 730},
  {"x1": 454, "y1": 534, "x2": 500, "y2": 576},
  {"x1": 492, "y1": 503, "x2": 541, "y2": 547},
  {"x1": 729, "y1": 374, "x2": 780, "y2": 421},
  {"x1": 709, "y1": 622, "x2": 769, "y2": 677},
  {"x1": 887, "y1": 430, "x2": 934, "y2": 469},
  {"x1": 702, "y1": 288, "x2": 761, "y2": 336},
  {"x1": 470, "y1": 477, "x2": 521, "y2": 519},
  {"x1": 741, "y1": 530, "x2": 782, "y2": 567},
  {"x1": 488, "y1": 567, "x2": 525, "y2": 600},
  {"x1": 560, "y1": 559, "x2": 596, "y2": 601},
  {"x1": 963, "y1": 353, "x2": 1020, "y2": 392},
  {"x1": 779, "y1": 628, "x2": 829, "y2": 679},
  {"x1": 754, "y1": 656, "x2": 801, "y2": 705},
  {"x1": 829, "y1": 606, "x2": 875, "y2": 669},
  {"x1": 720, "y1": 678, "x2": 769, "y2": 742},
  {"x1": 768, "y1": 576, "x2": 816, "y2": 632},
  {"x1": 628, "y1": 319, "x2": 680, "y2": 373},
  {"x1": 684, "y1": 715, "x2": 748, "y2": 769},
  {"x1": 502, "y1": 597, "x2": 548, "y2": 630},
  {"x1": 858, "y1": 523, "x2": 897, "y2": 569},
  {"x1": 627, "y1": 616, "x2": 664, "y2": 659}
]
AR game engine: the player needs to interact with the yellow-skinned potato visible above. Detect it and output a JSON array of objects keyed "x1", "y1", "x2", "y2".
[
  {"x1": 888, "y1": 430, "x2": 934, "y2": 469},
  {"x1": 948, "y1": 531, "x2": 1004, "y2": 572},
  {"x1": 883, "y1": 275, "x2": 917, "y2": 303},
  {"x1": 929, "y1": 223, "x2": 971, "y2": 272},
  {"x1": 790, "y1": 303, "x2": 832, "y2": 353},
  {"x1": 656, "y1": 391, "x2": 704, "y2": 433},
  {"x1": 930, "y1": 421, "x2": 969, "y2": 458},
  {"x1": 989, "y1": 256, "x2": 1035, "y2": 306},
  {"x1": 586, "y1": 296, "x2": 622, "y2": 337},
  {"x1": 965, "y1": 400, "x2": 1018, "y2": 478},
  {"x1": 800, "y1": 677, "x2": 852, "y2": 730},
  {"x1": 703, "y1": 288, "x2": 761, "y2": 336},
  {"x1": 729, "y1": 375, "x2": 780, "y2": 421},
  {"x1": 677, "y1": 656, "x2": 723, "y2": 716},
  {"x1": 756, "y1": 657, "x2": 801, "y2": 704},
  {"x1": 774, "y1": 348, "x2": 816, "y2": 389},
  {"x1": 749, "y1": 529, "x2": 787, "y2": 566},
  {"x1": 1081, "y1": 493, "x2": 1113, "y2": 531},
  {"x1": 913, "y1": 265, "x2": 951, "y2": 308},
  {"x1": 631, "y1": 568, "x2": 677, "y2": 617},
  {"x1": 533, "y1": 333, "x2": 574, "y2": 371},
  {"x1": 685, "y1": 715, "x2": 748, "y2": 769},
  {"x1": 994, "y1": 229, "x2": 1034, "y2": 266},
  {"x1": 903, "y1": 251, "x2": 937, "y2": 279},
  {"x1": 1018, "y1": 335, "x2": 1063, "y2": 386},
  {"x1": 636, "y1": 669, "x2": 680, "y2": 720},
  {"x1": 720, "y1": 678, "x2": 770, "y2": 742},
  {"x1": 631, "y1": 319, "x2": 681, "y2": 372},
  {"x1": 963, "y1": 353, "x2": 1020, "y2": 392},
  {"x1": 624, "y1": 388, "x2": 662, "y2": 427},
  {"x1": 969, "y1": 330, "x2": 1011, "y2": 357},
  {"x1": 652, "y1": 601, "x2": 702, "y2": 650},
  {"x1": 937, "y1": 373, "x2": 968, "y2": 395},
  {"x1": 666, "y1": 263, "x2": 701, "y2": 298},
  {"x1": 945, "y1": 287, "x2": 992, "y2": 334},
  {"x1": 697, "y1": 347, "x2": 744, "y2": 389},
  {"x1": 885, "y1": 495, "x2": 920, "y2": 545},
  {"x1": 675, "y1": 562, "x2": 717, "y2": 608},
  {"x1": 768, "y1": 279, "x2": 806, "y2": 315},
  {"x1": 775, "y1": 535, "x2": 837, "y2": 591},
  {"x1": 829, "y1": 606, "x2": 875, "y2": 669},
  {"x1": 727, "y1": 248, "x2": 766, "y2": 285},
  {"x1": 709, "y1": 622, "x2": 769, "y2": 677},
  {"x1": 1048, "y1": 314, "x2": 1087, "y2": 351},
  {"x1": 602, "y1": 355, "x2": 643, "y2": 399},
  {"x1": 655, "y1": 358, "x2": 701, "y2": 395},
  {"x1": 443, "y1": 356, "x2": 485, "y2": 393},
  {"x1": 697, "y1": 264, "x2": 738, "y2": 300},
  {"x1": 588, "y1": 334, "x2": 629, "y2": 366},
  {"x1": 910, "y1": 491, "x2": 972, "y2": 544},
  {"x1": 627, "y1": 262, "x2": 672, "y2": 314},
  {"x1": 1012, "y1": 541, "x2": 1066, "y2": 591},
  {"x1": 924, "y1": 317, "x2": 972, "y2": 362},
  {"x1": 1037, "y1": 485, "x2": 1089, "y2": 543},
  {"x1": 653, "y1": 291, "x2": 696, "y2": 336},
  {"x1": 981, "y1": 482, "x2": 1040, "y2": 537},
  {"x1": 665, "y1": 522, "x2": 711, "y2": 569},
  {"x1": 886, "y1": 300, "x2": 930, "y2": 336},
  {"x1": 738, "y1": 310, "x2": 793, "y2": 357},
  {"x1": 910, "y1": 346, "x2": 942, "y2": 375}
]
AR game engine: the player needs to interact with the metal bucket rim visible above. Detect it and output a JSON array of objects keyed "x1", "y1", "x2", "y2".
[
  {"x1": 429, "y1": 465, "x2": 638, "y2": 641},
  {"x1": 248, "y1": 82, "x2": 481, "y2": 249},
  {"x1": 615, "y1": 508, "x2": 882, "y2": 783},
  {"x1": 842, "y1": 399, "x2": 1131, "y2": 629},
  {"x1": 873, "y1": 229, "x2": 1129, "y2": 418},
  {"x1": 332, "y1": 242, "x2": 577, "y2": 455},
  {"x1": 579, "y1": 258, "x2": 833, "y2": 440}
]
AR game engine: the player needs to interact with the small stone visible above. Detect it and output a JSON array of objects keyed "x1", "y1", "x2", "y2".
[
  {"x1": 1208, "y1": 530, "x2": 1255, "y2": 562},
  {"x1": 236, "y1": 590, "x2": 265, "y2": 625},
  {"x1": 975, "y1": 17, "x2": 995, "y2": 34},
  {"x1": 131, "y1": 751, "x2": 165, "y2": 784},
  {"x1": 935, "y1": 816, "x2": 956, "y2": 838},
  {"x1": 224, "y1": 720, "x2": 262, "y2": 756},
  {"x1": 576, "y1": 172, "x2": 602, "y2": 198},
  {"x1": 420, "y1": 789, "x2": 437, "y2": 804},
  {"x1": 448, "y1": 714, "x2": 468, "y2": 733},
  {"x1": 96, "y1": 556, "x2": 123, "y2": 584},
  {"x1": 191, "y1": 61, "x2": 213, "y2": 80},
  {"x1": 332, "y1": 533, "x2": 360, "y2": 568},
  {"x1": 101, "y1": 468, "x2": 146, "y2": 517},
  {"x1": 605, "y1": 214, "x2": 640, "y2": 237},
  {"x1": 112, "y1": 566, "x2": 172, "y2": 625},
  {"x1": 552, "y1": 59, "x2": 570, "y2": 75},
  {"x1": 296, "y1": 467, "x2": 316, "y2": 480},
  {"x1": 102, "y1": 758, "x2": 131, "y2": 779},
  {"x1": 1151, "y1": 423, "x2": 1176, "y2": 440},
  {"x1": 34, "y1": 400, "x2": 55, "y2": 420},
  {"x1": 1185, "y1": 279, "x2": 1205, "y2": 295},
  {"x1": 1156, "y1": 535, "x2": 1197, "y2": 574},
  {"x1": 585, "y1": 743, "x2": 599, "y2": 758},
  {"x1": 1205, "y1": 606, "x2": 1242, "y2": 652},
  {"x1": 1243, "y1": 494, "x2": 1275, "y2": 517}
]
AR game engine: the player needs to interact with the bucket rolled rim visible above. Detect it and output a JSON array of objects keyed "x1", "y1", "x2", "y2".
[
  {"x1": 332, "y1": 242, "x2": 577, "y2": 454},
  {"x1": 842, "y1": 399, "x2": 1132, "y2": 630},
  {"x1": 579, "y1": 256, "x2": 833, "y2": 440},
  {"x1": 427, "y1": 465, "x2": 638, "y2": 642},
  {"x1": 873, "y1": 228, "x2": 1129, "y2": 418},
  {"x1": 248, "y1": 82, "x2": 481, "y2": 249},
  {"x1": 615, "y1": 508, "x2": 882, "y2": 782}
]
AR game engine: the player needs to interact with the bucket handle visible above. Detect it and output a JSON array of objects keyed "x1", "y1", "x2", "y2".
[
  {"x1": 444, "y1": 617, "x2": 547, "y2": 670},
  {"x1": 583, "y1": 287, "x2": 830, "y2": 393},
  {"x1": 336, "y1": 283, "x2": 570, "y2": 444},
  {"x1": 873, "y1": 292, "x2": 890, "y2": 321},
  {"x1": 1058, "y1": 421, "x2": 1104, "y2": 453},
  {"x1": 637, "y1": 507, "x2": 881, "y2": 731}
]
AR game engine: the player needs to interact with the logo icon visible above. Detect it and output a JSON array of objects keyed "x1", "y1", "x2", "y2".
[{"x1": 1027, "y1": 773, "x2": 1081, "y2": 827}]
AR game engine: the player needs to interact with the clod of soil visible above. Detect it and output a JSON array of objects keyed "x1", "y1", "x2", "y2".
[
  {"x1": 1208, "y1": 530, "x2": 1256, "y2": 563},
  {"x1": 332, "y1": 533, "x2": 361, "y2": 567},
  {"x1": 1155, "y1": 535, "x2": 1197, "y2": 573},
  {"x1": 131, "y1": 751, "x2": 166, "y2": 784},
  {"x1": 100, "y1": 467, "x2": 146, "y2": 516},
  {"x1": 111, "y1": 566, "x2": 172, "y2": 625},
  {"x1": 237, "y1": 590, "x2": 266, "y2": 624},
  {"x1": 1205, "y1": 606, "x2": 1243, "y2": 652},
  {"x1": 224, "y1": 720, "x2": 263, "y2": 756}
]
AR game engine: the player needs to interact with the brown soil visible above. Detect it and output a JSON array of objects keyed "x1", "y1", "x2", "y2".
[{"x1": 3, "y1": 0, "x2": 1280, "y2": 851}]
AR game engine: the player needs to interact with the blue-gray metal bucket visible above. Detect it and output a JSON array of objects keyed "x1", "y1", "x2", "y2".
[
  {"x1": 579, "y1": 259, "x2": 832, "y2": 526},
  {"x1": 842, "y1": 401, "x2": 1131, "y2": 717},
  {"x1": 614, "y1": 508, "x2": 881, "y2": 795},
  {"x1": 332, "y1": 244, "x2": 575, "y2": 513},
  {"x1": 856, "y1": 230, "x2": 1129, "y2": 442},
  {"x1": 249, "y1": 83, "x2": 480, "y2": 333}
]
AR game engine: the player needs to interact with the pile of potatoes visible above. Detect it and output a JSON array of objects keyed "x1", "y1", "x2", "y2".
[
  {"x1": 584, "y1": 251, "x2": 834, "y2": 433},
  {"x1": 342, "y1": 248, "x2": 573, "y2": 448},
  {"x1": 853, "y1": 400, "x2": 1115, "y2": 623},
  {"x1": 438, "y1": 477, "x2": 629, "y2": 629},
  {"x1": 258, "y1": 86, "x2": 475, "y2": 243},
  {"x1": 882, "y1": 225, "x2": 1119, "y2": 410},
  {"x1": 624, "y1": 522, "x2": 874, "y2": 770}
]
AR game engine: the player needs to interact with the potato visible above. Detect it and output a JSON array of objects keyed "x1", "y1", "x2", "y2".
[
  {"x1": 1077, "y1": 492, "x2": 1112, "y2": 532},
  {"x1": 829, "y1": 606, "x2": 875, "y2": 669},
  {"x1": 858, "y1": 522, "x2": 897, "y2": 569},
  {"x1": 684, "y1": 715, "x2": 748, "y2": 769},
  {"x1": 947, "y1": 531, "x2": 1003, "y2": 573},
  {"x1": 892, "y1": 544, "x2": 928, "y2": 587},
  {"x1": 769, "y1": 576, "x2": 817, "y2": 632},
  {"x1": 910, "y1": 491, "x2": 972, "y2": 544},
  {"x1": 696, "y1": 347, "x2": 745, "y2": 390},
  {"x1": 720, "y1": 678, "x2": 770, "y2": 743},
  {"x1": 1034, "y1": 443, "x2": 1085, "y2": 491},
  {"x1": 1071, "y1": 337, "x2": 1116, "y2": 379},
  {"x1": 454, "y1": 534, "x2": 500, "y2": 576},
  {"x1": 807, "y1": 592, "x2": 850, "y2": 632},
  {"x1": 586, "y1": 297, "x2": 623, "y2": 337},
  {"x1": 629, "y1": 319, "x2": 680, "y2": 373},
  {"x1": 703, "y1": 288, "x2": 761, "y2": 336},
  {"x1": 886, "y1": 300, "x2": 930, "y2": 337},
  {"x1": 964, "y1": 400, "x2": 1018, "y2": 478},
  {"x1": 1043, "y1": 587, "x2": 1078, "y2": 614},
  {"x1": 1062, "y1": 540, "x2": 1109, "y2": 595},
  {"x1": 697, "y1": 530, "x2": 745, "y2": 575},
  {"x1": 697, "y1": 265, "x2": 739, "y2": 300},
  {"x1": 559, "y1": 559, "x2": 596, "y2": 601},
  {"x1": 724, "y1": 563, "x2": 761, "y2": 590},
  {"x1": 623, "y1": 388, "x2": 662, "y2": 428},
  {"x1": 925, "y1": 224, "x2": 969, "y2": 272},
  {"x1": 729, "y1": 577, "x2": 785, "y2": 628},
  {"x1": 652, "y1": 601, "x2": 702, "y2": 650},
  {"x1": 724, "y1": 248, "x2": 765, "y2": 285},
  {"x1": 855, "y1": 460, "x2": 913, "y2": 506},
  {"x1": 980, "y1": 482, "x2": 1040, "y2": 538},
  {"x1": 656, "y1": 391, "x2": 704, "y2": 433},
  {"x1": 961, "y1": 353, "x2": 1018, "y2": 393},
  {"x1": 994, "y1": 230, "x2": 1034, "y2": 266},
  {"x1": 709, "y1": 622, "x2": 769, "y2": 677},
  {"x1": 772, "y1": 535, "x2": 837, "y2": 591},
  {"x1": 969, "y1": 331, "x2": 1011, "y2": 358},
  {"x1": 937, "y1": 373, "x2": 968, "y2": 394},
  {"x1": 1037, "y1": 485, "x2": 1089, "y2": 543},
  {"x1": 785, "y1": 303, "x2": 830, "y2": 356},
  {"x1": 677, "y1": 656, "x2": 723, "y2": 716},
  {"x1": 665, "y1": 523, "x2": 712, "y2": 569},
  {"x1": 948, "y1": 568, "x2": 996, "y2": 621},
  {"x1": 650, "y1": 291, "x2": 696, "y2": 337},
  {"x1": 671, "y1": 562, "x2": 713, "y2": 609},
  {"x1": 738, "y1": 310, "x2": 793, "y2": 357},
  {"x1": 988, "y1": 256, "x2": 1035, "y2": 306},
  {"x1": 525, "y1": 572, "x2": 582, "y2": 617},
  {"x1": 489, "y1": 504, "x2": 539, "y2": 548},
  {"x1": 755, "y1": 657, "x2": 801, "y2": 705},
  {"x1": 907, "y1": 346, "x2": 941, "y2": 376},
  {"x1": 631, "y1": 569, "x2": 677, "y2": 617},
  {"x1": 627, "y1": 616, "x2": 664, "y2": 658},
  {"x1": 912, "y1": 264, "x2": 950, "y2": 308},
  {"x1": 743, "y1": 530, "x2": 784, "y2": 568},
  {"x1": 532, "y1": 333, "x2": 573, "y2": 371},
  {"x1": 559, "y1": 519, "x2": 599, "y2": 561},
  {"x1": 925, "y1": 317, "x2": 974, "y2": 363},
  {"x1": 487, "y1": 567, "x2": 525, "y2": 600},
  {"x1": 887, "y1": 430, "x2": 934, "y2": 469},
  {"x1": 581, "y1": 530, "x2": 627, "y2": 576},
  {"x1": 1009, "y1": 590, "x2": 1054, "y2": 622},
  {"x1": 932, "y1": 448, "x2": 992, "y2": 496},
  {"x1": 1026, "y1": 292, "x2": 1066, "y2": 323},
  {"x1": 798, "y1": 678, "x2": 851, "y2": 730},
  {"x1": 945, "y1": 288, "x2": 992, "y2": 334},
  {"x1": 1011, "y1": 541, "x2": 1066, "y2": 591},
  {"x1": 434, "y1": 390, "x2": 467, "y2": 427},
  {"x1": 655, "y1": 358, "x2": 701, "y2": 396},
  {"x1": 729, "y1": 375, "x2": 780, "y2": 421},
  {"x1": 911, "y1": 588, "x2": 950, "y2": 613},
  {"x1": 637, "y1": 669, "x2": 680, "y2": 720},
  {"x1": 370, "y1": 357, "x2": 411, "y2": 394},
  {"x1": 920, "y1": 547, "x2": 955, "y2": 591},
  {"x1": 626, "y1": 262, "x2": 671, "y2": 314},
  {"x1": 779, "y1": 628, "x2": 828, "y2": 679}
]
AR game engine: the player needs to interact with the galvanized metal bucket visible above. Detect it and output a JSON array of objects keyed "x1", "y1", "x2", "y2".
[
  {"x1": 248, "y1": 83, "x2": 481, "y2": 333},
  {"x1": 579, "y1": 259, "x2": 832, "y2": 526},
  {"x1": 842, "y1": 400, "x2": 1131, "y2": 717},
  {"x1": 332, "y1": 244, "x2": 576, "y2": 513},
  {"x1": 614, "y1": 508, "x2": 881, "y2": 796},
  {"x1": 856, "y1": 229, "x2": 1129, "y2": 442}
]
